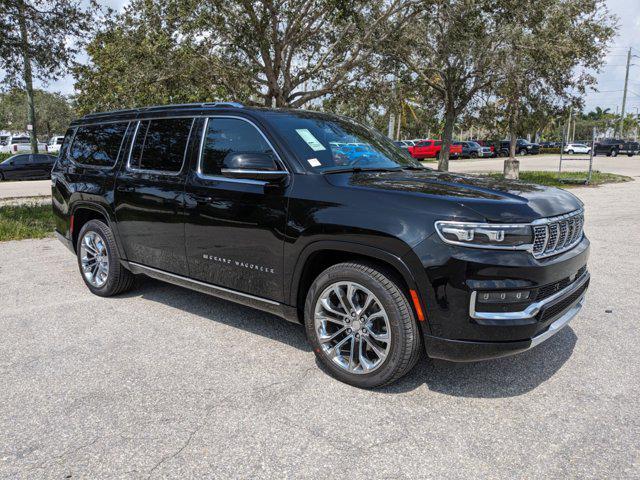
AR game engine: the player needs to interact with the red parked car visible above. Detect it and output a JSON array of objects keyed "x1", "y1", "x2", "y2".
[{"x1": 408, "y1": 139, "x2": 462, "y2": 159}]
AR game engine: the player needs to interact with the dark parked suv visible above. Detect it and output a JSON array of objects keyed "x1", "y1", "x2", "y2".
[
  {"x1": 593, "y1": 139, "x2": 639, "y2": 157},
  {"x1": 52, "y1": 103, "x2": 590, "y2": 388}
]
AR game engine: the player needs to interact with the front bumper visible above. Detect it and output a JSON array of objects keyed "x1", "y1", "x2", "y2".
[
  {"x1": 423, "y1": 273, "x2": 588, "y2": 361},
  {"x1": 407, "y1": 231, "x2": 590, "y2": 362}
]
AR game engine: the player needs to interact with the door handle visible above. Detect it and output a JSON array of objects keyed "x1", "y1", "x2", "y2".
[
  {"x1": 116, "y1": 185, "x2": 135, "y2": 193},
  {"x1": 193, "y1": 194, "x2": 213, "y2": 203}
]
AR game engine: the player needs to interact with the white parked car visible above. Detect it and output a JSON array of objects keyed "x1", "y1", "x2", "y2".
[
  {"x1": 0, "y1": 135, "x2": 48, "y2": 154},
  {"x1": 47, "y1": 136, "x2": 65, "y2": 154},
  {"x1": 564, "y1": 143, "x2": 591, "y2": 154}
]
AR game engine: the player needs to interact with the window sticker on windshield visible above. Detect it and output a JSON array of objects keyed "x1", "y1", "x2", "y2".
[
  {"x1": 295, "y1": 129, "x2": 326, "y2": 151},
  {"x1": 307, "y1": 158, "x2": 321, "y2": 167}
]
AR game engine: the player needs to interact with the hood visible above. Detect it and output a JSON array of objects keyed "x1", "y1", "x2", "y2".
[{"x1": 325, "y1": 169, "x2": 583, "y2": 223}]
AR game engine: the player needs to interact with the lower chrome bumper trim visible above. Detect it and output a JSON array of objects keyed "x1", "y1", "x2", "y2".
[{"x1": 529, "y1": 295, "x2": 584, "y2": 349}]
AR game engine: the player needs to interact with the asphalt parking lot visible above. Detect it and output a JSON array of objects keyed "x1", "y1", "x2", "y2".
[{"x1": 1, "y1": 161, "x2": 639, "y2": 478}]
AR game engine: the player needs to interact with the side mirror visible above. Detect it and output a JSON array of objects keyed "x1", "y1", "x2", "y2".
[{"x1": 221, "y1": 152, "x2": 288, "y2": 182}]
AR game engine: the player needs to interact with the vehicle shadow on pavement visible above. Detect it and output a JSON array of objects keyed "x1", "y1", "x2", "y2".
[
  {"x1": 382, "y1": 327, "x2": 577, "y2": 398},
  {"x1": 124, "y1": 277, "x2": 576, "y2": 397},
  {"x1": 125, "y1": 277, "x2": 312, "y2": 352}
]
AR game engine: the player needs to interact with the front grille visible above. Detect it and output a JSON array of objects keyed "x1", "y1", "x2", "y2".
[
  {"x1": 531, "y1": 210, "x2": 584, "y2": 258},
  {"x1": 536, "y1": 265, "x2": 587, "y2": 301},
  {"x1": 537, "y1": 279, "x2": 589, "y2": 323}
]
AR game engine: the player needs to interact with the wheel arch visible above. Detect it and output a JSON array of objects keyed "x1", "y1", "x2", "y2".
[
  {"x1": 289, "y1": 241, "x2": 424, "y2": 326},
  {"x1": 70, "y1": 203, "x2": 119, "y2": 254}
]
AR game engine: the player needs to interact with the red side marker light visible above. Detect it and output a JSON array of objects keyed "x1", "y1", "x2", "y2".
[
  {"x1": 70, "y1": 214, "x2": 74, "y2": 235},
  {"x1": 410, "y1": 290, "x2": 425, "y2": 322}
]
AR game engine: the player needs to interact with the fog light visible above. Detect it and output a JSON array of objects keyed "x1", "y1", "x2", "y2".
[{"x1": 477, "y1": 290, "x2": 531, "y2": 303}]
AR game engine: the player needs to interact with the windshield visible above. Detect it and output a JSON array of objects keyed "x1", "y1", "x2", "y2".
[{"x1": 263, "y1": 111, "x2": 424, "y2": 172}]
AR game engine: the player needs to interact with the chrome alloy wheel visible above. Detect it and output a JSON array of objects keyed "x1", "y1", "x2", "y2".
[
  {"x1": 80, "y1": 231, "x2": 109, "y2": 288},
  {"x1": 314, "y1": 281, "x2": 391, "y2": 374}
]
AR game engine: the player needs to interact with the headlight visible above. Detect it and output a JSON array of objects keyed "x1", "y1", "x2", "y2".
[{"x1": 435, "y1": 221, "x2": 533, "y2": 249}]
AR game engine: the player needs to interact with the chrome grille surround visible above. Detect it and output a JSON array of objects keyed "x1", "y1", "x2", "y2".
[{"x1": 531, "y1": 209, "x2": 584, "y2": 259}]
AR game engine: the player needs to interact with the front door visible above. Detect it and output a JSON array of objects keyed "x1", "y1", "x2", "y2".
[
  {"x1": 114, "y1": 117, "x2": 196, "y2": 276},
  {"x1": 183, "y1": 116, "x2": 289, "y2": 302}
]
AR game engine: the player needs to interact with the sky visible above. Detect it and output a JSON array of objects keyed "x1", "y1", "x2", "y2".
[{"x1": 35, "y1": 0, "x2": 640, "y2": 115}]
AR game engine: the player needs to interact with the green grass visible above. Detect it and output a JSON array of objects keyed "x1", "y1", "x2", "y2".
[
  {"x1": 0, "y1": 203, "x2": 55, "y2": 241},
  {"x1": 482, "y1": 170, "x2": 633, "y2": 187}
]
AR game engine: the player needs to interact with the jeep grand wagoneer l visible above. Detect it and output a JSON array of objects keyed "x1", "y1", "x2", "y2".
[{"x1": 52, "y1": 103, "x2": 589, "y2": 388}]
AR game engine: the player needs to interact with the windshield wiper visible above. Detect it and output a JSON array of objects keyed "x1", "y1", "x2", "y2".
[
  {"x1": 401, "y1": 165, "x2": 427, "y2": 170},
  {"x1": 321, "y1": 166, "x2": 403, "y2": 174}
]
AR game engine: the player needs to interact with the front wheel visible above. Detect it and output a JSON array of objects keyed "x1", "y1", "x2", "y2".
[
  {"x1": 518, "y1": 149, "x2": 527, "y2": 156},
  {"x1": 304, "y1": 262, "x2": 422, "y2": 388},
  {"x1": 610, "y1": 149, "x2": 618, "y2": 157},
  {"x1": 567, "y1": 150, "x2": 574, "y2": 155},
  {"x1": 76, "y1": 219, "x2": 135, "y2": 297}
]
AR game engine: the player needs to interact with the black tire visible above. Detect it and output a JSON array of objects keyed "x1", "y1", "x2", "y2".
[
  {"x1": 627, "y1": 153, "x2": 633, "y2": 157},
  {"x1": 567, "y1": 150, "x2": 574, "y2": 155},
  {"x1": 470, "y1": 152, "x2": 478, "y2": 158},
  {"x1": 76, "y1": 219, "x2": 135, "y2": 297},
  {"x1": 304, "y1": 262, "x2": 422, "y2": 388},
  {"x1": 518, "y1": 149, "x2": 527, "y2": 156},
  {"x1": 610, "y1": 149, "x2": 618, "y2": 157},
  {"x1": 0, "y1": 173, "x2": 4, "y2": 181}
]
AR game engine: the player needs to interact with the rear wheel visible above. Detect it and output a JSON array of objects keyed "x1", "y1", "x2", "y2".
[
  {"x1": 567, "y1": 149, "x2": 574, "y2": 154},
  {"x1": 470, "y1": 152, "x2": 478, "y2": 158},
  {"x1": 76, "y1": 219, "x2": 135, "y2": 297},
  {"x1": 610, "y1": 149, "x2": 618, "y2": 157},
  {"x1": 518, "y1": 149, "x2": 527, "y2": 156},
  {"x1": 305, "y1": 262, "x2": 422, "y2": 388}
]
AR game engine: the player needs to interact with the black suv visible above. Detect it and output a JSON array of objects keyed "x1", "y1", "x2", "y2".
[
  {"x1": 0, "y1": 153, "x2": 57, "y2": 180},
  {"x1": 52, "y1": 103, "x2": 590, "y2": 388},
  {"x1": 593, "y1": 139, "x2": 639, "y2": 157},
  {"x1": 498, "y1": 139, "x2": 541, "y2": 156}
]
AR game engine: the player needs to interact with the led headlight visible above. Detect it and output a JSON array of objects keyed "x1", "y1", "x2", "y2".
[{"x1": 435, "y1": 221, "x2": 533, "y2": 249}]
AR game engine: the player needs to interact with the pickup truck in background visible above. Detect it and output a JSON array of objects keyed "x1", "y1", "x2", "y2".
[
  {"x1": 0, "y1": 135, "x2": 48, "y2": 154},
  {"x1": 593, "y1": 139, "x2": 639, "y2": 157},
  {"x1": 408, "y1": 139, "x2": 462, "y2": 159}
]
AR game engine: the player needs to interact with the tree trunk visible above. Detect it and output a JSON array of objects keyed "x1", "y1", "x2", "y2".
[
  {"x1": 504, "y1": 129, "x2": 519, "y2": 179},
  {"x1": 438, "y1": 108, "x2": 456, "y2": 172},
  {"x1": 17, "y1": 1, "x2": 38, "y2": 154}
]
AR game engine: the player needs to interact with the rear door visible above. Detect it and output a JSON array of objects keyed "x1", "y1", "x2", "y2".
[
  {"x1": 114, "y1": 117, "x2": 196, "y2": 276},
  {"x1": 183, "y1": 116, "x2": 289, "y2": 302},
  {"x1": 6, "y1": 155, "x2": 30, "y2": 179}
]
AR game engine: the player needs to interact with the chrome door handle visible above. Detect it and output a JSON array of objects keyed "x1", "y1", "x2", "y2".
[{"x1": 193, "y1": 194, "x2": 213, "y2": 203}]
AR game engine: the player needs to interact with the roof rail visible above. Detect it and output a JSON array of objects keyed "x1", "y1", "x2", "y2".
[
  {"x1": 83, "y1": 108, "x2": 141, "y2": 119},
  {"x1": 202, "y1": 102, "x2": 244, "y2": 108},
  {"x1": 81, "y1": 101, "x2": 245, "y2": 120}
]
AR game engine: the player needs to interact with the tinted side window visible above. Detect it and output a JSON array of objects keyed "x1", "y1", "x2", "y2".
[
  {"x1": 34, "y1": 154, "x2": 53, "y2": 163},
  {"x1": 13, "y1": 155, "x2": 30, "y2": 165},
  {"x1": 200, "y1": 118, "x2": 275, "y2": 176},
  {"x1": 70, "y1": 123, "x2": 128, "y2": 167},
  {"x1": 130, "y1": 118, "x2": 193, "y2": 173}
]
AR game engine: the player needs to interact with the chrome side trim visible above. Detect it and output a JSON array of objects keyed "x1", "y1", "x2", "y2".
[
  {"x1": 529, "y1": 296, "x2": 584, "y2": 348},
  {"x1": 469, "y1": 271, "x2": 589, "y2": 320},
  {"x1": 128, "y1": 262, "x2": 280, "y2": 306}
]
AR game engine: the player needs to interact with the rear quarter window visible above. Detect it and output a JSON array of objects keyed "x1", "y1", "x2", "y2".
[{"x1": 69, "y1": 122, "x2": 129, "y2": 167}]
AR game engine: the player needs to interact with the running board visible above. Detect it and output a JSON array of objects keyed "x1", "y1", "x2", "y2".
[{"x1": 126, "y1": 261, "x2": 299, "y2": 323}]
